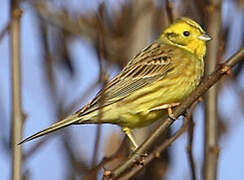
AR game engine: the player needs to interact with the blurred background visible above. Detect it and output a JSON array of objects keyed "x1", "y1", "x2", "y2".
[{"x1": 1, "y1": 0, "x2": 244, "y2": 179}]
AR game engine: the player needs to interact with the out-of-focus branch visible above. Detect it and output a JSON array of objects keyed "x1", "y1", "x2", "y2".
[
  {"x1": 23, "y1": 136, "x2": 49, "y2": 160},
  {"x1": 103, "y1": 47, "x2": 244, "y2": 179},
  {"x1": 125, "y1": 1, "x2": 171, "y2": 179},
  {"x1": 186, "y1": 116, "x2": 196, "y2": 180},
  {"x1": 62, "y1": 133, "x2": 90, "y2": 173},
  {"x1": 91, "y1": 11, "x2": 107, "y2": 167},
  {"x1": 84, "y1": 138, "x2": 127, "y2": 180},
  {"x1": 203, "y1": 1, "x2": 222, "y2": 180},
  {"x1": 38, "y1": 17, "x2": 58, "y2": 103},
  {"x1": 127, "y1": 0, "x2": 154, "y2": 58},
  {"x1": 0, "y1": 23, "x2": 9, "y2": 42},
  {"x1": 32, "y1": 2, "x2": 97, "y2": 39},
  {"x1": 30, "y1": 1, "x2": 164, "y2": 69},
  {"x1": 166, "y1": 0, "x2": 174, "y2": 23},
  {"x1": 0, "y1": 95, "x2": 11, "y2": 157},
  {"x1": 126, "y1": 0, "x2": 156, "y2": 168},
  {"x1": 10, "y1": 0, "x2": 23, "y2": 180}
]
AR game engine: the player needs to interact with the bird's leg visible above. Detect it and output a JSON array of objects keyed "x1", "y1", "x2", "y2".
[
  {"x1": 122, "y1": 127, "x2": 139, "y2": 151},
  {"x1": 166, "y1": 105, "x2": 175, "y2": 120},
  {"x1": 149, "y1": 103, "x2": 180, "y2": 120},
  {"x1": 122, "y1": 127, "x2": 148, "y2": 166}
]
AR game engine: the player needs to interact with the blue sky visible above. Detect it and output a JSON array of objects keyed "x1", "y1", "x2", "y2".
[{"x1": 1, "y1": 0, "x2": 244, "y2": 179}]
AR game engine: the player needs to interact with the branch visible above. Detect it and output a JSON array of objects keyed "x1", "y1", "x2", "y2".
[
  {"x1": 91, "y1": 18, "x2": 107, "y2": 167},
  {"x1": 165, "y1": 0, "x2": 174, "y2": 23},
  {"x1": 10, "y1": 1, "x2": 23, "y2": 179},
  {"x1": 0, "y1": 22, "x2": 9, "y2": 42},
  {"x1": 187, "y1": 115, "x2": 196, "y2": 180},
  {"x1": 103, "y1": 47, "x2": 244, "y2": 179},
  {"x1": 203, "y1": 1, "x2": 222, "y2": 179}
]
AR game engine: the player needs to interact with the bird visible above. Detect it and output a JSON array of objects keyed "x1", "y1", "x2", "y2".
[{"x1": 20, "y1": 17, "x2": 211, "y2": 149}]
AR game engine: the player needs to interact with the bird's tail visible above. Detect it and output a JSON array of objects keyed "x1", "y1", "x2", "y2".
[{"x1": 19, "y1": 114, "x2": 83, "y2": 145}]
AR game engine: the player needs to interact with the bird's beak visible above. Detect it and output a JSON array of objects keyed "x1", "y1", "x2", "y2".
[{"x1": 198, "y1": 34, "x2": 211, "y2": 41}]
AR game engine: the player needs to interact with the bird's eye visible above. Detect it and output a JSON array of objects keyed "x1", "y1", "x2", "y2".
[{"x1": 183, "y1": 31, "x2": 190, "y2": 36}]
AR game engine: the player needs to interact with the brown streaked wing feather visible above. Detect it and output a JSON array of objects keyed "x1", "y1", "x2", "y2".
[{"x1": 77, "y1": 42, "x2": 174, "y2": 116}]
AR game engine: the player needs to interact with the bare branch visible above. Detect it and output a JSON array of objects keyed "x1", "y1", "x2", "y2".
[
  {"x1": 165, "y1": 0, "x2": 174, "y2": 23},
  {"x1": 0, "y1": 23, "x2": 9, "y2": 42},
  {"x1": 186, "y1": 116, "x2": 197, "y2": 180},
  {"x1": 203, "y1": 0, "x2": 222, "y2": 179},
  {"x1": 91, "y1": 12, "x2": 108, "y2": 166},
  {"x1": 10, "y1": 1, "x2": 23, "y2": 179}
]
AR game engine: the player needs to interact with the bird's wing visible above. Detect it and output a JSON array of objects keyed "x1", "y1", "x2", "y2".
[{"x1": 77, "y1": 41, "x2": 175, "y2": 116}]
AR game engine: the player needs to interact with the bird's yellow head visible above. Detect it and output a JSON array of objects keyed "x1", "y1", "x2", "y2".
[{"x1": 160, "y1": 17, "x2": 211, "y2": 59}]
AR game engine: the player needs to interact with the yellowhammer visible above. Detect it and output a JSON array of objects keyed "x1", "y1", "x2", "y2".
[{"x1": 20, "y1": 17, "x2": 211, "y2": 149}]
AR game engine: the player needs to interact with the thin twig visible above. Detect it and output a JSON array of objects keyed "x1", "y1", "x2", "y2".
[
  {"x1": 103, "y1": 47, "x2": 244, "y2": 179},
  {"x1": 10, "y1": 1, "x2": 23, "y2": 180},
  {"x1": 0, "y1": 23, "x2": 9, "y2": 42},
  {"x1": 186, "y1": 116, "x2": 197, "y2": 180}
]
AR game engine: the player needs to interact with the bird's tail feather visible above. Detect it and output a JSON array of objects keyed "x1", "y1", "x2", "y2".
[{"x1": 19, "y1": 115, "x2": 82, "y2": 144}]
